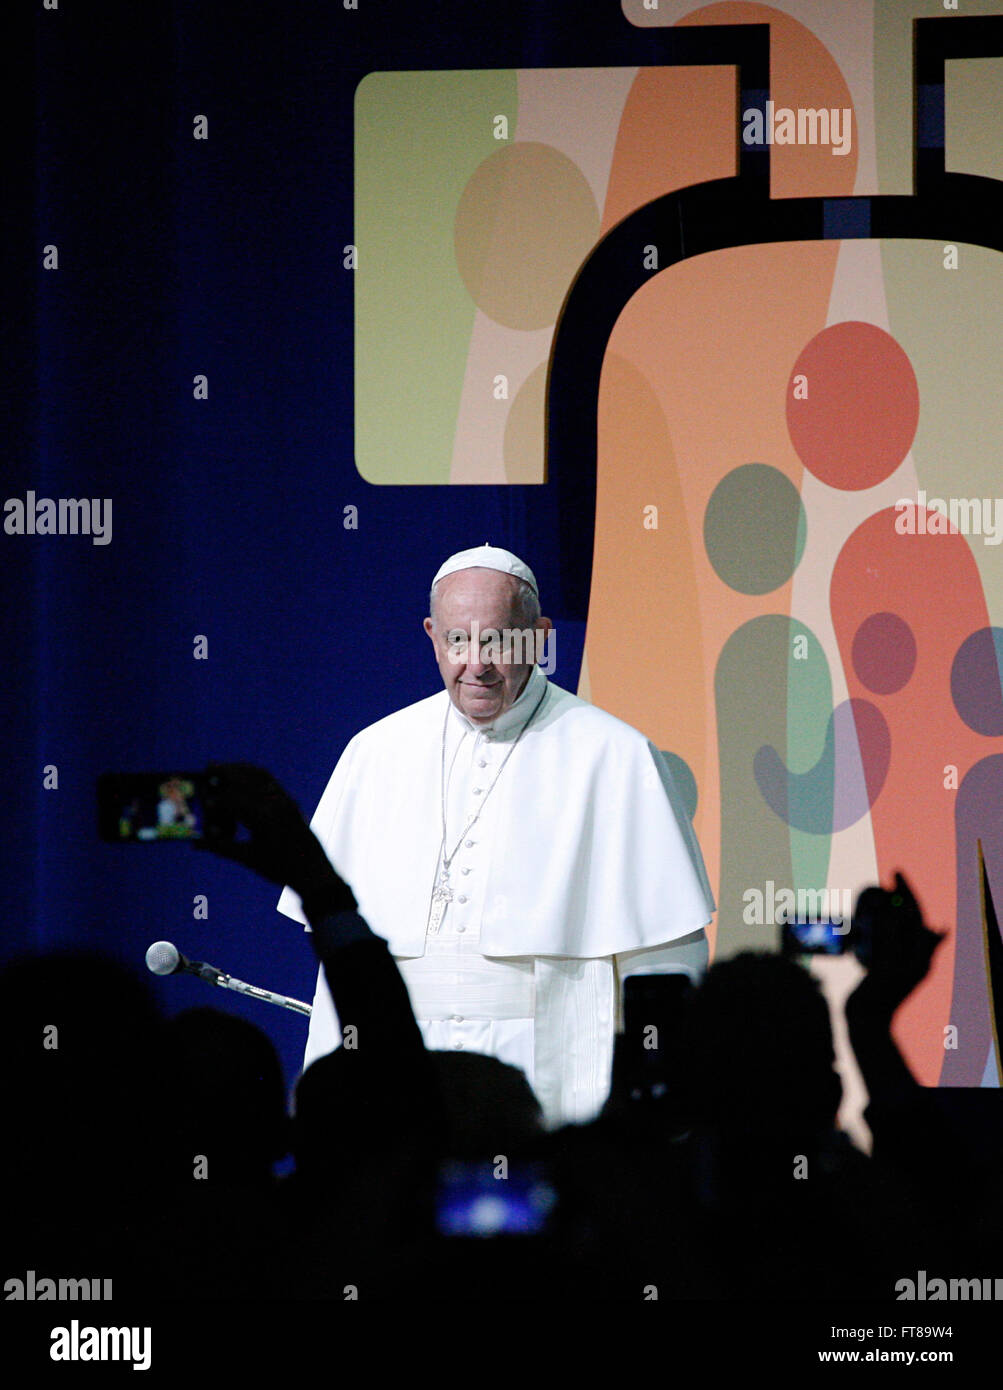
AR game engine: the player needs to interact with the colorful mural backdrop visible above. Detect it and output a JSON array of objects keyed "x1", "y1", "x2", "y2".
[{"x1": 354, "y1": 1, "x2": 1003, "y2": 1108}]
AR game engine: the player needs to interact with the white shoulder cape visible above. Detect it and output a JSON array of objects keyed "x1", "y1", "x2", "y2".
[{"x1": 277, "y1": 677, "x2": 715, "y2": 957}]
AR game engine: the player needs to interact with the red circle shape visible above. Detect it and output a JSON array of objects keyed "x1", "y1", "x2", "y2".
[{"x1": 786, "y1": 321, "x2": 919, "y2": 490}]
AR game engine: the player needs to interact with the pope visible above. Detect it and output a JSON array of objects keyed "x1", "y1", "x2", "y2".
[{"x1": 279, "y1": 544, "x2": 715, "y2": 1127}]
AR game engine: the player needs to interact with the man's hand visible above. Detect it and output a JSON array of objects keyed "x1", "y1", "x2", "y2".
[
  {"x1": 848, "y1": 871, "x2": 944, "y2": 1014},
  {"x1": 196, "y1": 762, "x2": 356, "y2": 919}
]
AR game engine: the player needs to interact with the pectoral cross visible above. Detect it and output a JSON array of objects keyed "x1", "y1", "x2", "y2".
[{"x1": 428, "y1": 869, "x2": 453, "y2": 934}]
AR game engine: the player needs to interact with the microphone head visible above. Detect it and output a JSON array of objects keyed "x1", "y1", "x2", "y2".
[{"x1": 146, "y1": 940, "x2": 181, "y2": 976}]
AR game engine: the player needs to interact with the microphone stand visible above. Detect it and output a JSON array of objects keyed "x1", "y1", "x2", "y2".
[{"x1": 200, "y1": 968, "x2": 312, "y2": 1017}]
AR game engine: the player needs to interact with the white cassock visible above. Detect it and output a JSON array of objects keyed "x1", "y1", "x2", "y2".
[{"x1": 277, "y1": 663, "x2": 715, "y2": 1127}]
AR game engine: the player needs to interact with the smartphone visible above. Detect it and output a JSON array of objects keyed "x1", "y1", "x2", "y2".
[
  {"x1": 780, "y1": 917, "x2": 852, "y2": 957},
  {"x1": 780, "y1": 912, "x2": 876, "y2": 970},
  {"x1": 434, "y1": 1159, "x2": 557, "y2": 1238},
  {"x1": 97, "y1": 771, "x2": 233, "y2": 843},
  {"x1": 620, "y1": 969, "x2": 694, "y2": 1101}
]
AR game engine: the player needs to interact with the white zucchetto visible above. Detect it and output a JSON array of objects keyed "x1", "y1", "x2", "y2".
[{"x1": 431, "y1": 543, "x2": 538, "y2": 596}]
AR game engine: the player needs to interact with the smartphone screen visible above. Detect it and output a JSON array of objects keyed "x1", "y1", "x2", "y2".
[
  {"x1": 434, "y1": 1159, "x2": 557, "y2": 1238},
  {"x1": 97, "y1": 772, "x2": 207, "y2": 843},
  {"x1": 780, "y1": 917, "x2": 851, "y2": 957}
]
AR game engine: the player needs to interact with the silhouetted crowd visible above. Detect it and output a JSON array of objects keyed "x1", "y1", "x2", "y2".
[{"x1": 4, "y1": 771, "x2": 1002, "y2": 1302}]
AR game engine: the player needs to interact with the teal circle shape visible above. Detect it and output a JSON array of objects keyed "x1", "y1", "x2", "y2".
[{"x1": 704, "y1": 463, "x2": 807, "y2": 595}]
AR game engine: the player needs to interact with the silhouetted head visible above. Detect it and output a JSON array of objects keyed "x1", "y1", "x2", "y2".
[
  {"x1": 428, "y1": 1050, "x2": 543, "y2": 1159},
  {"x1": 0, "y1": 950, "x2": 162, "y2": 1192},
  {"x1": 159, "y1": 1006, "x2": 289, "y2": 1185},
  {"x1": 680, "y1": 951, "x2": 842, "y2": 1145},
  {"x1": 292, "y1": 1045, "x2": 541, "y2": 1176}
]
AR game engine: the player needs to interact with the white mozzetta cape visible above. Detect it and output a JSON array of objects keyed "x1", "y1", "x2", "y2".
[{"x1": 278, "y1": 667, "x2": 715, "y2": 957}]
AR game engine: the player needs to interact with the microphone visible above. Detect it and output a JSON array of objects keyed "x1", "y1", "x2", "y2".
[
  {"x1": 145, "y1": 940, "x2": 223, "y2": 984},
  {"x1": 144, "y1": 940, "x2": 311, "y2": 1016}
]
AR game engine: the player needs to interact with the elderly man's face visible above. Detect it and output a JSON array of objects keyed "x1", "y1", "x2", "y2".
[{"x1": 423, "y1": 568, "x2": 549, "y2": 725}]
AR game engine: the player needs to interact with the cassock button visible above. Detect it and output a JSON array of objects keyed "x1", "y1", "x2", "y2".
[
  {"x1": 456, "y1": 925, "x2": 466, "y2": 933},
  {"x1": 458, "y1": 895, "x2": 467, "y2": 904},
  {"x1": 473, "y1": 787, "x2": 483, "y2": 795},
  {"x1": 453, "y1": 1041, "x2": 464, "y2": 1049},
  {"x1": 477, "y1": 759, "x2": 487, "y2": 768},
  {"x1": 461, "y1": 867, "x2": 471, "y2": 875},
  {"x1": 452, "y1": 1015, "x2": 464, "y2": 1022},
  {"x1": 464, "y1": 840, "x2": 474, "y2": 848}
]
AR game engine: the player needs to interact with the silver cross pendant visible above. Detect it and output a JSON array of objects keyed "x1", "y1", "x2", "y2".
[{"x1": 428, "y1": 871, "x2": 453, "y2": 934}]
